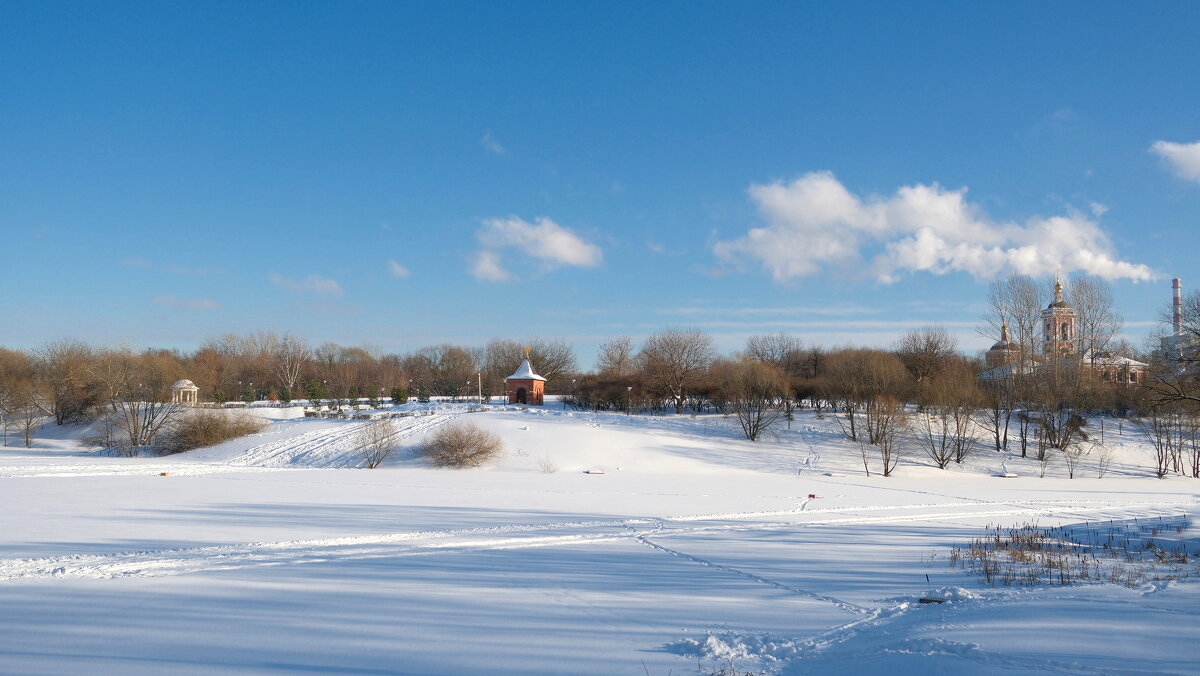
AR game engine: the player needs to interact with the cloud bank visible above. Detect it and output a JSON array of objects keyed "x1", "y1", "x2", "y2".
[
  {"x1": 471, "y1": 216, "x2": 602, "y2": 281},
  {"x1": 714, "y1": 171, "x2": 1154, "y2": 284},
  {"x1": 1151, "y1": 140, "x2": 1200, "y2": 183}
]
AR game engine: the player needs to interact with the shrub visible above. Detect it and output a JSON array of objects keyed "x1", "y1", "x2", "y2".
[
  {"x1": 421, "y1": 421, "x2": 503, "y2": 468},
  {"x1": 357, "y1": 418, "x2": 397, "y2": 469},
  {"x1": 161, "y1": 409, "x2": 266, "y2": 454},
  {"x1": 391, "y1": 387, "x2": 409, "y2": 405}
]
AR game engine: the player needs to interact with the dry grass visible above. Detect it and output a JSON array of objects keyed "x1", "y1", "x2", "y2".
[
  {"x1": 421, "y1": 421, "x2": 504, "y2": 468},
  {"x1": 161, "y1": 409, "x2": 267, "y2": 454},
  {"x1": 950, "y1": 517, "x2": 1198, "y2": 588}
]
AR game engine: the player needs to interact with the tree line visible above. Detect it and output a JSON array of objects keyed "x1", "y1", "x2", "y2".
[{"x1": 0, "y1": 275, "x2": 1196, "y2": 474}]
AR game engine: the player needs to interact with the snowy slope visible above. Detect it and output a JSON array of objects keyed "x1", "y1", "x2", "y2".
[{"x1": 0, "y1": 404, "x2": 1195, "y2": 675}]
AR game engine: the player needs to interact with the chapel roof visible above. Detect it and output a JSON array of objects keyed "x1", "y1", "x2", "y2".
[{"x1": 506, "y1": 358, "x2": 546, "y2": 382}]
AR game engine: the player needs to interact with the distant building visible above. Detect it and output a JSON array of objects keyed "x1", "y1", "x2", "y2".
[
  {"x1": 981, "y1": 278, "x2": 1146, "y2": 386},
  {"x1": 505, "y1": 350, "x2": 546, "y2": 405},
  {"x1": 1042, "y1": 280, "x2": 1077, "y2": 357},
  {"x1": 1089, "y1": 352, "x2": 1146, "y2": 387},
  {"x1": 171, "y1": 379, "x2": 200, "y2": 405},
  {"x1": 985, "y1": 321, "x2": 1021, "y2": 369},
  {"x1": 1157, "y1": 278, "x2": 1199, "y2": 372}
]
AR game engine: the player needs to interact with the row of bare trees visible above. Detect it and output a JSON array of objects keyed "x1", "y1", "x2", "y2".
[
  {"x1": 1, "y1": 271, "x2": 1196, "y2": 473},
  {"x1": 569, "y1": 319, "x2": 1197, "y2": 479},
  {"x1": 0, "y1": 334, "x2": 582, "y2": 447}
]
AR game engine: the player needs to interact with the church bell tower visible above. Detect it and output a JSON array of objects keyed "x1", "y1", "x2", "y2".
[{"x1": 1042, "y1": 278, "x2": 1077, "y2": 357}]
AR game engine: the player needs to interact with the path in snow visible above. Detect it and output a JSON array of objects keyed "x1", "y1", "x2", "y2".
[{"x1": 0, "y1": 498, "x2": 1188, "y2": 584}]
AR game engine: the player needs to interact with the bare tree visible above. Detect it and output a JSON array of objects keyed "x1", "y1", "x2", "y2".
[
  {"x1": 1060, "y1": 439, "x2": 1088, "y2": 479},
  {"x1": 976, "y1": 376, "x2": 1016, "y2": 453},
  {"x1": 0, "y1": 389, "x2": 11, "y2": 447},
  {"x1": 744, "y1": 333, "x2": 805, "y2": 374},
  {"x1": 859, "y1": 395, "x2": 906, "y2": 477},
  {"x1": 983, "y1": 275, "x2": 1048, "y2": 364},
  {"x1": 1184, "y1": 411, "x2": 1200, "y2": 478},
  {"x1": 34, "y1": 339, "x2": 95, "y2": 425},
  {"x1": 6, "y1": 383, "x2": 42, "y2": 448},
  {"x1": 90, "y1": 348, "x2": 183, "y2": 455},
  {"x1": 431, "y1": 344, "x2": 478, "y2": 399},
  {"x1": 745, "y1": 333, "x2": 806, "y2": 422},
  {"x1": 823, "y1": 349, "x2": 911, "y2": 442},
  {"x1": 913, "y1": 368, "x2": 981, "y2": 469},
  {"x1": 484, "y1": 338, "x2": 577, "y2": 388},
  {"x1": 272, "y1": 333, "x2": 311, "y2": 398},
  {"x1": 356, "y1": 418, "x2": 398, "y2": 469},
  {"x1": 1068, "y1": 274, "x2": 1123, "y2": 360},
  {"x1": 0, "y1": 348, "x2": 37, "y2": 447},
  {"x1": 1026, "y1": 366, "x2": 1093, "y2": 465},
  {"x1": 896, "y1": 325, "x2": 959, "y2": 385},
  {"x1": 1094, "y1": 443, "x2": 1116, "y2": 478},
  {"x1": 595, "y1": 336, "x2": 637, "y2": 377},
  {"x1": 723, "y1": 359, "x2": 786, "y2": 441},
  {"x1": 638, "y1": 328, "x2": 716, "y2": 414},
  {"x1": 1136, "y1": 406, "x2": 1184, "y2": 478}
]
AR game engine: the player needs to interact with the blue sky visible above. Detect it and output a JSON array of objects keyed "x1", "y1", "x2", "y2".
[{"x1": 2, "y1": 1, "x2": 1198, "y2": 366}]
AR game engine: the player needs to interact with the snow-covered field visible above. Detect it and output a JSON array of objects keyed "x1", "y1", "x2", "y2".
[{"x1": 1, "y1": 403, "x2": 1197, "y2": 675}]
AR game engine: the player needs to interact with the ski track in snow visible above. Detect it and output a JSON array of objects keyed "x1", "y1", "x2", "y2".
[
  {"x1": 228, "y1": 411, "x2": 459, "y2": 468},
  {"x1": 0, "y1": 412, "x2": 462, "y2": 476},
  {"x1": 0, "y1": 498, "x2": 1189, "y2": 584}
]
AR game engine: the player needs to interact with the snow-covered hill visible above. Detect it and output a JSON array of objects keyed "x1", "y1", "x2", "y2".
[{"x1": 0, "y1": 404, "x2": 1195, "y2": 675}]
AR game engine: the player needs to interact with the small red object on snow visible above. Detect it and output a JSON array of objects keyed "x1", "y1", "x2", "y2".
[{"x1": 808, "y1": 494, "x2": 818, "y2": 499}]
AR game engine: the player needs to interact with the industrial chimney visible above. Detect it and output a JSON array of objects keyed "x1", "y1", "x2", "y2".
[{"x1": 1174, "y1": 278, "x2": 1183, "y2": 336}]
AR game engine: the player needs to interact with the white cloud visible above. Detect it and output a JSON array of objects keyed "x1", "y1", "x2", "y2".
[
  {"x1": 471, "y1": 250, "x2": 509, "y2": 282},
  {"x1": 481, "y1": 131, "x2": 505, "y2": 155},
  {"x1": 470, "y1": 216, "x2": 602, "y2": 281},
  {"x1": 387, "y1": 260, "x2": 411, "y2": 278},
  {"x1": 269, "y1": 272, "x2": 344, "y2": 296},
  {"x1": 1150, "y1": 140, "x2": 1200, "y2": 183},
  {"x1": 152, "y1": 295, "x2": 219, "y2": 310},
  {"x1": 714, "y1": 171, "x2": 1155, "y2": 284}
]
